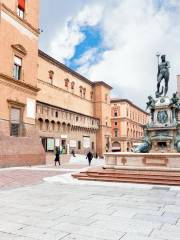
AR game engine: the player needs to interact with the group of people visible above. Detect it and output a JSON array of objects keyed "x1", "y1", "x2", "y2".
[{"x1": 54, "y1": 147, "x2": 95, "y2": 166}]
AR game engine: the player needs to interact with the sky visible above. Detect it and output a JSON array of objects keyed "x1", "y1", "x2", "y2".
[{"x1": 40, "y1": 0, "x2": 180, "y2": 109}]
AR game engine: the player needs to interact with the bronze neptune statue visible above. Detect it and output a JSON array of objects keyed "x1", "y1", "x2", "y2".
[{"x1": 156, "y1": 54, "x2": 170, "y2": 98}]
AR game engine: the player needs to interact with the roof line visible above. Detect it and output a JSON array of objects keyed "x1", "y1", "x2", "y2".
[
  {"x1": 111, "y1": 98, "x2": 148, "y2": 115},
  {"x1": 38, "y1": 50, "x2": 112, "y2": 89}
]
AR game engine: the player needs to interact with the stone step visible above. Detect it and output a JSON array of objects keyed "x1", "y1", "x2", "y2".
[
  {"x1": 73, "y1": 172, "x2": 180, "y2": 181},
  {"x1": 85, "y1": 172, "x2": 180, "y2": 181},
  {"x1": 85, "y1": 169, "x2": 180, "y2": 177},
  {"x1": 75, "y1": 175, "x2": 180, "y2": 185},
  {"x1": 72, "y1": 167, "x2": 180, "y2": 185}
]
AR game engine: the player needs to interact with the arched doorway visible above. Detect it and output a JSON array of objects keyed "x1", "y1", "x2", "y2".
[{"x1": 112, "y1": 142, "x2": 121, "y2": 152}]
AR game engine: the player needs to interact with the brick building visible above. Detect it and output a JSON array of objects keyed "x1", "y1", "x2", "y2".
[
  {"x1": 0, "y1": 0, "x2": 45, "y2": 167},
  {"x1": 0, "y1": 0, "x2": 112, "y2": 167},
  {"x1": 36, "y1": 51, "x2": 112, "y2": 156},
  {"x1": 111, "y1": 99, "x2": 148, "y2": 152}
]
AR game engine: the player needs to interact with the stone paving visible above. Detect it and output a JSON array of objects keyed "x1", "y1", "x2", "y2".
[
  {"x1": 0, "y1": 169, "x2": 66, "y2": 190},
  {"x1": 0, "y1": 155, "x2": 180, "y2": 239}
]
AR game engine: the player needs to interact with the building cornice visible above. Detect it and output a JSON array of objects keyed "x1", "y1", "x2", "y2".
[
  {"x1": 1, "y1": 3, "x2": 39, "y2": 36},
  {"x1": 0, "y1": 73, "x2": 40, "y2": 93},
  {"x1": 7, "y1": 99, "x2": 26, "y2": 108},
  {"x1": 111, "y1": 98, "x2": 148, "y2": 115},
  {"x1": 38, "y1": 50, "x2": 112, "y2": 89},
  {"x1": 37, "y1": 100, "x2": 100, "y2": 121}
]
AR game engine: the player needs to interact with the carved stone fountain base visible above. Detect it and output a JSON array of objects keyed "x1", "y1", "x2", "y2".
[
  {"x1": 103, "y1": 152, "x2": 180, "y2": 169},
  {"x1": 72, "y1": 152, "x2": 180, "y2": 185}
]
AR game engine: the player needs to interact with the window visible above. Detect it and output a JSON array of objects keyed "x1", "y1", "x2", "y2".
[
  {"x1": 105, "y1": 94, "x2": 108, "y2": 103},
  {"x1": 55, "y1": 111, "x2": 58, "y2": 118},
  {"x1": 78, "y1": 141, "x2": 81, "y2": 150},
  {"x1": 126, "y1": 108, "x2": 129, "y2": 117},
  {"x1": 10, "y1": 107, "x2": 21, "y2": 136},
  {"x1": 114, "y1": 111, "x2": 118, "y2": 117},
  {"x1": 71, "y1": 81, "x2": 75, "y2": 90},
  {"x1": 48, "y1": 70, "x2": 54, "y2": 84},
  {"x1": 13, "y1": 56, "x2": 22, "y2": 80},
  {"x1": 114, "y1": 129, "x2": 118, "y2": 137},
  {"x1": 76, "y1": 116, "x2": 79, "y2": 122},
  {"x1": 64, "y1": 78, "x2": 69, "y2": 89},
  {"x1": 79, "y1": 86, "x2": 83, "y2": 97},
  {"x1": 83, "y1": 88, "x2": 86, "y2": 98},
  {"x1": 92, "y1": 142, "x2": 94, "y2": 150},
  {"x1": 17, "y1": 0, "x2": 25, "y2": 18},
  {"x1": 114, "y1": 121, "x2": 118, "y2": 126},
  {"x1": 90, "y1": 91, "x2": 93, "y2": 100}
]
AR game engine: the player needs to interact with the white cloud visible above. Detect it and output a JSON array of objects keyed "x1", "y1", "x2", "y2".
[
  {"x1": 45, "y1": 0, "x2": 180, "y2": 108},
  {"x1": 49, "y1": 4, "x2": 103, "y2": 63}
]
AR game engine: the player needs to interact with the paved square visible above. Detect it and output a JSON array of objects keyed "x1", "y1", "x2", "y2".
[{"x1": 0, "y1": 156, "x2": 180, "y2": 239}]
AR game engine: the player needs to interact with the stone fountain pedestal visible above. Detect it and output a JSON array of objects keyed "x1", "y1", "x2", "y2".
[
  {"x1": 147, "y1": 96, "x2": 180, "y2": 153},
  {"x1": 72, "y1": 94, "x2": 180, "y2": 185},
  {"x1": 104, "y1": 95, "x2": 180, "y2": 170}
]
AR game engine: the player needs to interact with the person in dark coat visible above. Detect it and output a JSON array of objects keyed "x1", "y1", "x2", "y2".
[
  {"x1": 54, "y1": 147, "x2": 61, "y2": 166},
  {"x1": 71, "y1": 149, "x2": 76, "y2": 157},
  {"x1": 86, "y1": 151, "x2": 93, "y2": 166}
]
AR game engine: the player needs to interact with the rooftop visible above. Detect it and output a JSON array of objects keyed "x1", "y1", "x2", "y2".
[
  {"x1": 111, "y1": 98, "x2": 148, "y2": 115},
  {"x1": 38, "y1": 50, "x2": 112, "y2": 90}
]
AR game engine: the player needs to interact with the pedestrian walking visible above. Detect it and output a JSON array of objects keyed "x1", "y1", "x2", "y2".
[
  {"x1": 71, "y1": 149, "x2": 76, "y2": 157},
  {"x1": 54, "y1": 147, "x2": 61, "y2": 166},
  {"x1": 86, "y1": 151, "x2": 93, "y2": 166}
]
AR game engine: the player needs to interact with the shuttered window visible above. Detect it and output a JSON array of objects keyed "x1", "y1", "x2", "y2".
[
  {"x1": 17, "y1": 0, "x2": 25, "y2": 18},
  {"x1": 18, "y1": 0, "x2": 25, "y2": 10},
  {"x1": 10, "y1": 108, "x2": 21, "y2": 136}
]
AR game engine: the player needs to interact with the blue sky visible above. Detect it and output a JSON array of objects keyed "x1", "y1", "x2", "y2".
[
  {"x1": 40, "y1": 0, "x2": 180, "y2": 108},
  {"x1": 66, "y1": 26, "x2": 104, "y2": 70}
]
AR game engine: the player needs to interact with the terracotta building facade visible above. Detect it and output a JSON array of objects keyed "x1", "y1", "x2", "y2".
[
  {"x1": 0, "y1": 0, "x2": 112, "y2": 167},
  {"x1": 111, "y1": 99, "x2": 148, "y2": 152},
  {"x1": 36, "y1": 51, "x2": 112, "y2": 156},
  {"x1": 0, "y1": 0, "x2": 45, "y2": 167}
]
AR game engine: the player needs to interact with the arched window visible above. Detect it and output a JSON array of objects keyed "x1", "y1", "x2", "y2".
[{"x1": 48, "y1": 70, "x2": 54, "y2": 84}]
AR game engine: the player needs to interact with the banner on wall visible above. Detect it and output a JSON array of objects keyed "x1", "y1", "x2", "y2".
[
  {"x1": 69, "y1": 140, "x2": 76, "y2": 148},
  {"x1": 47, "y1": 138, "x2": 54, "y2": 151},
  {"x1": 61, "y1": 135, "x2": 67, "y2": 139},
  {"x1": 55, "y1": 138, "x2": 60, "y2": 147},
  {"x1": 26, "y1": 98, "x2": 35, "y2": 119},
  {"x1": 83, "y1": 136, "x2": 90, "y2": 148}
]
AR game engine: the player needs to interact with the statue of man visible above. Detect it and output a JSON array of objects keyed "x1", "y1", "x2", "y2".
[
  {"x1": 170, "y1": 92, "x2": 179, "y2": 107},
  {"x1": 156, "y1": 55, "x2": 170, "y2": 98},
  {"x1": 170, "y1": 92, "x2": 179, "y2": 122},
  {"x1": 146, "y1": 96, "x2": 156, "y2": 122}
]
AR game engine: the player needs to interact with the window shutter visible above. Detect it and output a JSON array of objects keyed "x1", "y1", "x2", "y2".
[
  {"x1": 18, "y1": 0, "x2": 25, "y2": 10},
  {"x1": 11, "y1": 108, "x2": 20, "y2": 123}
]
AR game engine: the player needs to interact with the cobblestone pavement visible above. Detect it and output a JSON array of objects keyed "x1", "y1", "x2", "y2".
[
  {"x1": 0, "y1": 154, "x2": 102, "y2": 191},
  {"x1": 0, "y1": 177, "x2": 180, "y2": 239},
  {"x1": 0, "y1": 169, "x2": 67, "y2": 190},
  {"x1": 0, "y1": 155, "x2": 180, "y2": 239}
]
